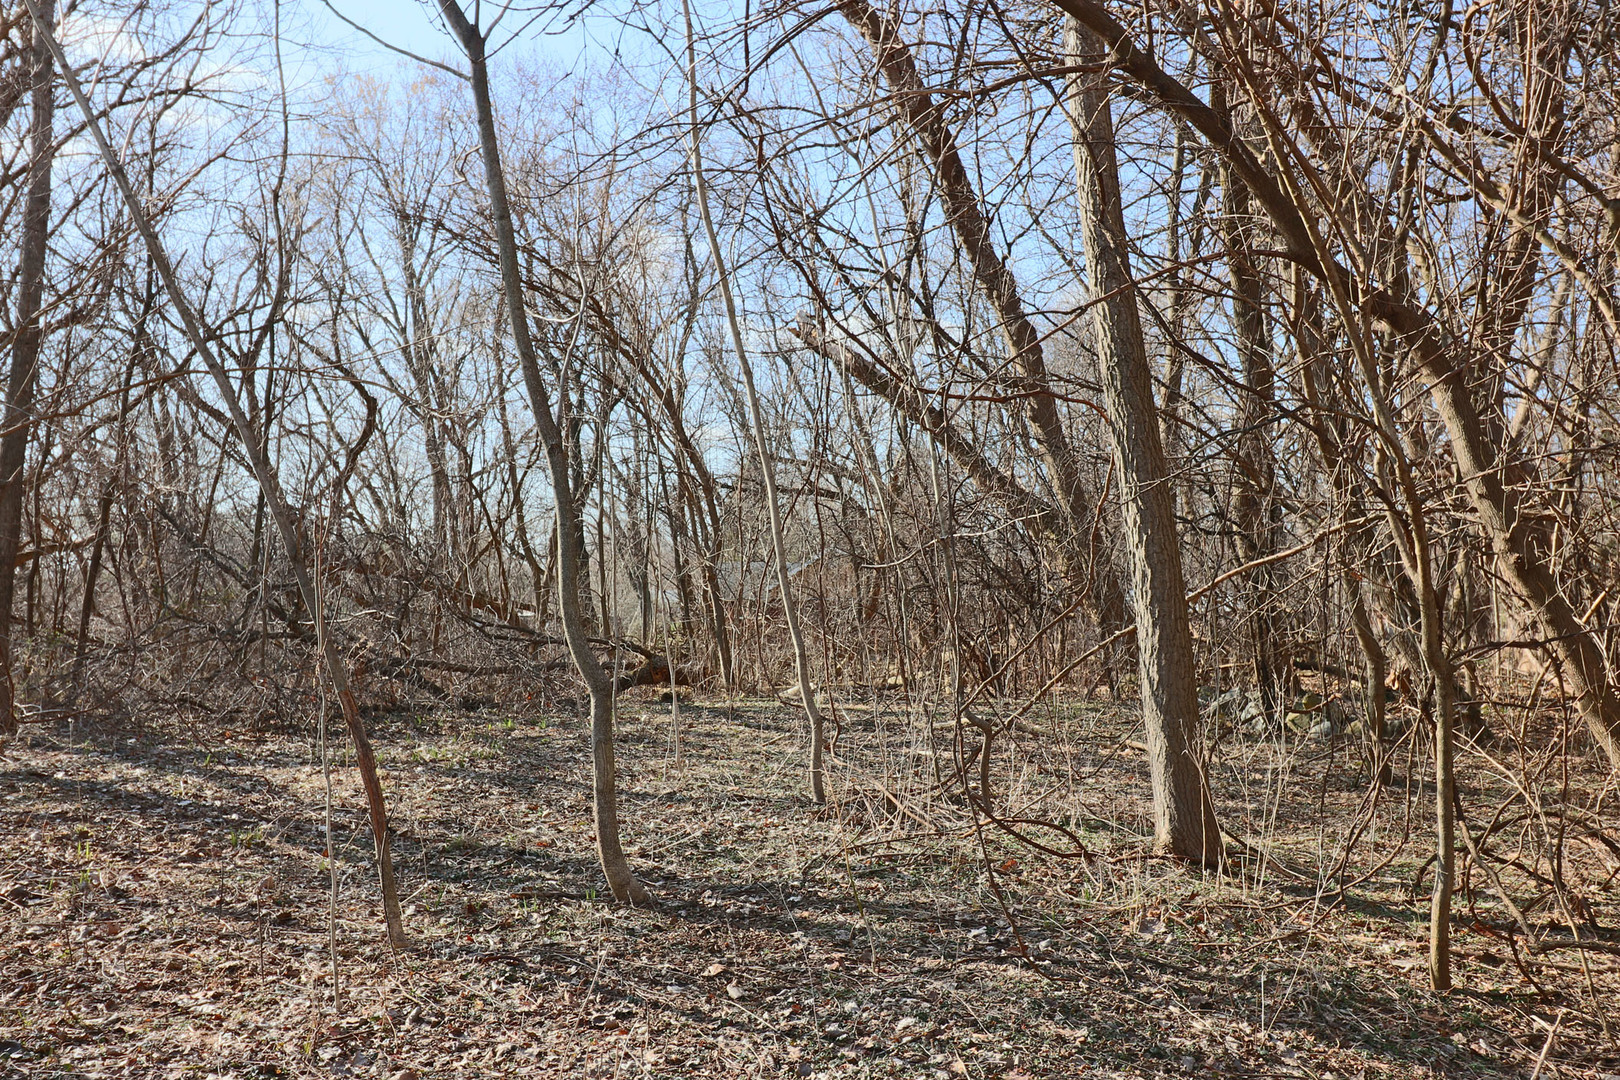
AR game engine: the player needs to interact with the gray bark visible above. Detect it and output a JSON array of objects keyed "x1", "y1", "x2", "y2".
[
  {"x1": 0, "y1": 0, "x2": 53, "y2": 735},
  {"x1": 436, "y1": 0, "x2": 649, "y2": 904},
  {"x1": 1065, "y1": 20, "x2": 1222, "y2": 865}
]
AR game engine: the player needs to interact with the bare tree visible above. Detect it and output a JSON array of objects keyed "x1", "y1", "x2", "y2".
[
  {"x1": 30, "y1": 0, "x2": 407, "y2": 949},
  {"x1": 684, "y1": 0, "x2": 828, "y2": 803},
  {"x1": 1052, "y1": 0, "x2": 1620, "y2": 771},
  {"x1": 837, "y1": 0, "x2": 1126, "y2": 644},
  {"x1": 1064, "y1": 18, "x2": 1221, "y2": 865},
  {"x1": 437, "y1": 0, "x2": 649, "y2": 905},
  {"x1": 0, "y1": 0, "x2": 52, "y2": 735}
]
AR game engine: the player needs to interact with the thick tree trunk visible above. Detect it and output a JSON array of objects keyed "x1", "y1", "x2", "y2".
[
  {"x1": 0, "y1": 1, "x2": 54, "y2": 735},
  {"x1": 437, "y1": 0, "x2": 649, "y2": 904},
  {"x1": 1065, "y1": 20, "x2": 1222, "y2": 865}
]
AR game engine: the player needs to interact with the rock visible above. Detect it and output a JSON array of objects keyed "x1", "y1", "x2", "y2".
[
  {"x1": 1288, "y1": 692, "x2": 1351, "y2": 739},
  {"x1": 1202, "y1": 687, "x2": 1271, "y2": 733}
]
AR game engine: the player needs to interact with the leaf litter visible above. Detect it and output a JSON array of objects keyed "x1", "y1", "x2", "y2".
[{"x1": 0, "y1": 696, "x2": 1615, "y2": 1078}]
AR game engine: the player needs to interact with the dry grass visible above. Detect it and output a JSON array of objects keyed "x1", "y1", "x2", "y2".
[{"x1": 0, "y1": 693, "x2": 1616, "y2": 1078}]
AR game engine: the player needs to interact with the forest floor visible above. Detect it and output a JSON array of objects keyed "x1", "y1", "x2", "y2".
[{"x1": 1, "y1": 693, "x2": 1617, "y2": 1078}]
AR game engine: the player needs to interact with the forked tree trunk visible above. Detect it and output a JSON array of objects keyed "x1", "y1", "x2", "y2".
[
  {"x1": 0, "y1": 0, "x2": 54, "y2": 736},
  {"x1": 437, "y1": 0, "x2": 649, "y2": 903},
  {"x1": 1065, "y1": 20, "x2": 1222, "y2": 865},
  {"x1": 32, "y1": 2, "x2": 407, "y2": 948}
]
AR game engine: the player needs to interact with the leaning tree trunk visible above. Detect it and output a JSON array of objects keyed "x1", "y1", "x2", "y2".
[
  {"x1": 838, "y1": 0, "x2": 1126, "y2": 645},
  {"x1": 0, "y1": 0, "x2": 54, "y2": 736},
  {"x1": 32, "y1": 1, "x2": 407, "y2": 948},
  {"x1": 437, "y1": 0, "x2": 649, "y2": 904},
  {"x1": 1065, "y1": 19, "x2": 1222, "y2": 865}
]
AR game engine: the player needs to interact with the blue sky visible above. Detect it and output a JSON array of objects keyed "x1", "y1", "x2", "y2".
[
  {"x1": 294, "y1": 1, "x2": 611, "y2": 82},
  {"x1": 299, "y1": 1, "x2": 466, "y2": 75}
]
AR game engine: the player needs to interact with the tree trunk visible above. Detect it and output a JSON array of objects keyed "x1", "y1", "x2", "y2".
[
  {"x1": 1214, "y1": 90, "x2": 1286, "y2": 715},
  {"x1": 1346, "y1": 590, "x2": 1390, "y2": 784},
  {"x1": 1065, "y1": 19, "x2": 1222, "y2": 865},
  {"x1": 0, "y1": 0, "x2": 54, "y2": 735},
  {"x1": 437, "y1": 0, "x2": 649, "y2": 904},
  {"x1": 685, "y1": 0, "x2": 826, "y2": 801},
  {"x1": 35, "y1": 1, "x2": 408, "y2": 948},
  {"x1": 1050, "y1": 0, "x2": 1620, "y2": 771},
  {"x1": 838, "y1": 0, "x2": 1126, "y2": 640}
]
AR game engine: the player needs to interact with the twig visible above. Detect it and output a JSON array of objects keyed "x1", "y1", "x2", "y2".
[{"x1": 1528, "y1": 1008, "x2": 1562, "y2": 1080}]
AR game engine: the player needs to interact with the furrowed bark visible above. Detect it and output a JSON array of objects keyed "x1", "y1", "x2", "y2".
[{"x1": 1065, "y1": 19, "x2": 1222, "y2": 865}]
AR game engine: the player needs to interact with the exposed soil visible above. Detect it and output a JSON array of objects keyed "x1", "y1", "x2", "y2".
[{"x1": 1, "y1": 696, "x2": 1616, "y2": 1078}]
